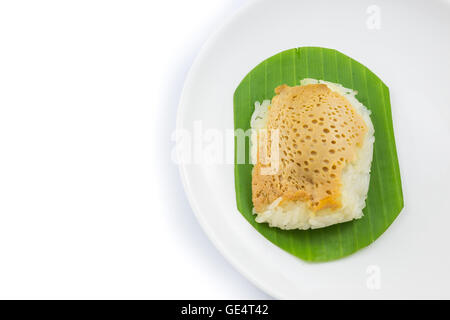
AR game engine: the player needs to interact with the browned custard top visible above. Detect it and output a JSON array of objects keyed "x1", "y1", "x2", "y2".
[{"x1": 252, "y1": 84, "x2": 367, "y2": 213}]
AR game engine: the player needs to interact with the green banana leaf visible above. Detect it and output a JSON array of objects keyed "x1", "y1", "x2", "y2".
[{"x1": 233, "y1": 47, "x2": 403, "y2": 262}]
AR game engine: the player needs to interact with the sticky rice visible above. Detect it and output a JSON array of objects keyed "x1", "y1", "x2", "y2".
[{"x1": 250, "y1": 79, "x2": 374, "y2": 230}]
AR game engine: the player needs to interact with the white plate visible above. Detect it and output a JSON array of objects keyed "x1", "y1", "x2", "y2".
[{"x1": 177, "y1": 0, "x2": 450, "y2": 299}]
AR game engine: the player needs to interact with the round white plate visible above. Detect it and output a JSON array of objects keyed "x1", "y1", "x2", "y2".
[{"x1": 177, "y1": 0, "x2": 450, "y2": 299}]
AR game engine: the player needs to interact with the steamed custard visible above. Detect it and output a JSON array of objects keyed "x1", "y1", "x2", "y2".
[{"x1": 252, "y1": 84, "x2": 367, "y2": 213}]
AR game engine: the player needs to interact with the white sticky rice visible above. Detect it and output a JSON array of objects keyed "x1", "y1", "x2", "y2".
[{"x1": 250, "y1": 79, "x2": 375, "y2": 230}]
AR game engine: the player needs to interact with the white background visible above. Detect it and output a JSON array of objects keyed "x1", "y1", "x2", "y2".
[{"x1": 0, "y1": 0, "x2": 269, "y2": 299}]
